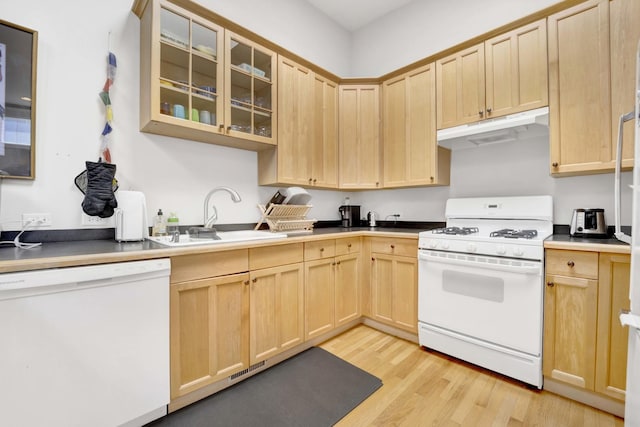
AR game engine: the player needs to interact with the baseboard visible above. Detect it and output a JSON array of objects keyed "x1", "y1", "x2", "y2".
[
  {"x1": 361, "y1": 317, "x2": 419, "y2": 344},
  {"x1": 543, "y1": 377, "x2": 625, "y2": 418}
]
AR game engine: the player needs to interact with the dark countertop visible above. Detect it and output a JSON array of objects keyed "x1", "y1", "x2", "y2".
[
  {"x1": 0, "y1": 224, "x2": 441, "y2": 274},
  {"x1": 544, "y1": 233, "x2": 630, "y2": 254}
]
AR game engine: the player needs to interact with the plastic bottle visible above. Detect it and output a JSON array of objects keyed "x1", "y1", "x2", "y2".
[
  {"x1": 153, "y1": 209, "x2": 167, "y2": 236},
  {"x1": 166, "y1": 212, "x2": 180, "y2": 235}
]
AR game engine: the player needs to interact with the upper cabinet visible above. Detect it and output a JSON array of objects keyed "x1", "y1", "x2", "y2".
[
  {"x1": 339, "y1": 85, "x2": 381, "y2": 189},
  {"x1": 136, "y1": 0, "x2": 277, "y2": 151},
  {"x1": 609, "y1": 0, "x2": 640, "y2": 169},
  {"x1": 382, "y1": 63, "x2": 450, "y2": 188},
  {"x1": 436, "y1": 19, "x2": 548, "y2": 129},
  {"x1": 547, "y1": 0, "x2": 639, "y2": 176},
  {"x1": 258, "y1": 56, "x2": 338, "y2": 188},
  {"x1": 548, "y1": 0, "x2": 611, "y2": 175}
]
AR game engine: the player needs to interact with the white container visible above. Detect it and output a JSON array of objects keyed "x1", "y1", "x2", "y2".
[{"x1": 115, "y1": 191, "x2": 149, "y2": 242}]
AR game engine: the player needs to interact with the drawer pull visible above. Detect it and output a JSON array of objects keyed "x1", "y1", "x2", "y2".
[
  {"x1": 336, "y1": 261, "x2": 341, "y2": 265},
  {"x1": 348, "y1": 243, "x2": 352, "y2": 248},
  {"x1": 252, "y1": 278, "x2": 258, "y2": 283},
  {"x1": 390, "y1": 244, "x2": 395, "y2": 249},
  {"x1": 547, "y1": 282, "x2": 554, "y2": 287},
  {"x1": 244, "y1": 280, "x2": 250, "y2": 285},
  {"x1": 320, "y1": 247, "x2": 324, "y2": 252},
  {"x1": 567, "y1": 261, "x2": 575, "y2": 267}
]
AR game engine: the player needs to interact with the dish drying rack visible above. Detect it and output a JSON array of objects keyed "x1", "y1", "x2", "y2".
[{"x1": 254, "y1": 204, "x2": 316, "y2": 234}]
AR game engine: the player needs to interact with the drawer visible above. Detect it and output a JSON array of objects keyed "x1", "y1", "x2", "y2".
[
  {"x1": 545, "y1": 249, "x2": 598, "y2": 279},
  {"x1": 304, "y1": 239, "x2": 336, "y2": 261},
  {"x1": 171, "y1": 249, "x2": 248, "y2": 283},
  {"x1": 335, "y1": 237, "x2": 361, "y2": 256},
  {"x1": 370, "y1": 237, "x2": 417, "y2": 257},
  {"x1": 249, "y1": 243, "x2": 303, "y2": 270}
]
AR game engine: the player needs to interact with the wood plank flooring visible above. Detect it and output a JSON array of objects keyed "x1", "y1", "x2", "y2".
[{"x1": 319, "y1": 325, "x2": 624, "y2": 427}]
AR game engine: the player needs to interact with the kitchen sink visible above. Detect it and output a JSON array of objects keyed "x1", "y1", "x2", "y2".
[{"x1": 147, "y1": 229, "x2": 287, "y2": 247}]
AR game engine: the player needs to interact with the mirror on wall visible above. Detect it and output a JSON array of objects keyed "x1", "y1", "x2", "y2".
[{"x1": 0, "y1": 20, "x2": 37, "y2": 179}]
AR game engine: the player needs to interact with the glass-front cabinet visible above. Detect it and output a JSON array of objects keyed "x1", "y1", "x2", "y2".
[
  {"x1": 225, "y1": 32, "x2": 276, "y2": 141},
  {"x1": 136, "y1": 0, "x2": 276, "y2": 150}
]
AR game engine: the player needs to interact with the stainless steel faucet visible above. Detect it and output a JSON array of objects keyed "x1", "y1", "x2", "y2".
[{"x1": 204, "y1": 186, "x2": 242, "y2": 228}]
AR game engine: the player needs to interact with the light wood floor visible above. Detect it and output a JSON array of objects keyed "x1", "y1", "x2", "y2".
[{"x1": 319, "y1": 325, "x2": 624, "y2": 427}]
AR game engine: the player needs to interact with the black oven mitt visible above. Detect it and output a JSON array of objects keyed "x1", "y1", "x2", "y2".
[{"x1": 81, "y1": 160, "x2": 118, "y2": 218}]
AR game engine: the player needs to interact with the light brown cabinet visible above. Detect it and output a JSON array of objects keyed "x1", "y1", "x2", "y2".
[
  {"x1": 436, "y1": 19, "x2": 548, "y2": 130},
  {"x1": 258, "y1": 57, "x2": 338, "y2": 188},
  {"x1": 544, "y1": 249, "x2": 630, "y2": 402},
  {"x1": 136, "y1": 0, "x2": 277, "y2": 151},
  {"x1": 339, "y1": 85, "x2": 381, "y2": 189},
  {"x1": 595, "y1": 252, "x2": 630, "y2": 401},
  {"x1": 249, "y1": 263, "x2": 304, "y2": 364},
  {"x1": 169, "y1": 250, "x2": 250, "y2": 399},
  {"x1": 370, "y1": 238, "x2": 418, "y2": 333},
  {"x1": 382, "y1": 63, "x2": 450, "y2": 188},
  {"x1": 609, "y1": 0, "x2": 640, "y2": 169},
  {"x1": 304, "y1": 237, "x2": 361, "y2": 340},
  {"x1": 547, "y1": 0, "x2": 616, "y2": 175}
]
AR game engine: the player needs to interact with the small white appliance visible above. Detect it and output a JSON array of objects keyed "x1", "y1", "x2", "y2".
[
  {"x1": 418, "y1": 195, "x2": 553, "y2": 388},
  {"x1": 115, "y1": 190, "x2": 149, "y2": 242}
]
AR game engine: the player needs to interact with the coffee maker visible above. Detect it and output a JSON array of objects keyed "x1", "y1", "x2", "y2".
[{"x1": 339, "y1": 205, "x2": 360, "y2": 228}]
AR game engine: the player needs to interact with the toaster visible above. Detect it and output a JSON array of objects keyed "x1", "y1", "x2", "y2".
[{"x1": 569, "y1": 208, "x2": 607, "y2": 238}]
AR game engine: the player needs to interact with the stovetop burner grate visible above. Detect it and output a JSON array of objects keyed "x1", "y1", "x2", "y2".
[
  {"x1": 432, "y1": 227, "x2": 479, "y2": 236},
  {"x1": 489, "y1": 229, "x2": 538, "y2": 239}
]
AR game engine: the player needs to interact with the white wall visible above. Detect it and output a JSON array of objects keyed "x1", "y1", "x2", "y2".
[
  {"x1": 0, "y1": 0, "x2": 350, "y2": 231},
  {"x1": 0, "y1": 0, "x2": 632, "y2": 233},
  {"x1": 350, "y1": 0, "x2": 564, "y2": 77}
]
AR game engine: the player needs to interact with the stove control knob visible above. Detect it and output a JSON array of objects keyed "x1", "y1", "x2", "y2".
[
  {"x1": 428, "y1": 240, "x2": 438, "y2": 249},
  {"x1": 513, "y1": 248, "x2": 525, "y2": 257},
  {"x1": 467, "y1": 243, "x2": 477, "y2": 253},
  {"x1": 496, "y1": 245, "x2": 506, "y2": 255},
  {"x1": 441, "y1": 241, "x2": 450, "y2": 250}
]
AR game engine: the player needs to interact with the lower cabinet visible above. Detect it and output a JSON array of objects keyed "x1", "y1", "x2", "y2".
[
  {"x1": 544, "y1": 249, "x2": 630, "y2": 402},
  {"x1": 369, "y1": 237, "x2": 418, "y2": 333},
  {"x1": 249, "y1": 263, "x2": 304, "y2": 364},
  {"x1": 304, "y1": 237, "x2": 361, "y2": 340},
  {"x1": 169, "y1": 250, "x2": 250, "y2": 399}
]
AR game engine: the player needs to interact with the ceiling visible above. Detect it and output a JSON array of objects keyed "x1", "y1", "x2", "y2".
[{"x1": 304, "y1": 0, "x2": 415, "y2": 32}]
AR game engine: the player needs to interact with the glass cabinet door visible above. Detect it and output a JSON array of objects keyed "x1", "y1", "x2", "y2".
[
  {"x1": 159, "y1": 6, "x2": 222, "y2": 127},
  {"x1": 226, "y1": 33, "x2": 275, "y2": 140}
]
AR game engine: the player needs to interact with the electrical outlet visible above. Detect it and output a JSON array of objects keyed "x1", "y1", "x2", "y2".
[
  {"x1": 22, "y1": 213, "x2": 52, "y2": 227},
  {"x1": 81, "y1": 213, "x2": 114, "y2": 227}
]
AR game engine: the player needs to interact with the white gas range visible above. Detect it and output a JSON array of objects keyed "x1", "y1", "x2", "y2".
[{"x1": 417, "y1": 195, "x2": 553, "y2": 388}]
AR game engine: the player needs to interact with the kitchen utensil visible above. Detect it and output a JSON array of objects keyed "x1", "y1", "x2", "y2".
[{"x1": 569, "y1": 208, "x2": 607, "y2": 237}]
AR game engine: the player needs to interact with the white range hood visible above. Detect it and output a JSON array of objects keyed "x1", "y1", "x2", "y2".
[{"x1": 437, "y1": 107, "x2": 549, "y2": 150}]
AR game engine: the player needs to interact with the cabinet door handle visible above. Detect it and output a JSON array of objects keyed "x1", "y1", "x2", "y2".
[
  {"x1": 552, "y1": 162, "x2": 559, "y2": 168},
  {"x1": 371, "y1": 257, "x2": 375, "y2": 261},
  {"x1": 336, "y1": 261, "x2": 341, "y2": 265},
  {"x1": 244, "y1": 280, "x2": 250, "y2": 285},
  {"x1": 219, "y1": 124, "x2": 224, "y2": 131},
  {"x1": 486, "y1": 107, "x2": 492, "y2": 113},
  {"x1": 320, "y1": 247, "x2": 324, "y2": 252},
  {"x1": 313, "y1": 178, "x2": 317, "y2": 184},
  {"x1": 226, "y1": 126, "x2": 232, "y2": 133},
  {"x1": 479, "y1": 110, "x2": 484, "y2": 117},
  {"x1": 347, "y1": 243, "x2": 352, "y2": 248},
  {"x1": 547, "y1": 282, "x2": 554, "y2": 287},
  {"x1": 308, "y1": 178, "x2": 313, "y2": 184},
  {"x1": 567, "y1": 261, "x2": 575, "y2": 267},
  {"x1": 390, "y1": 244, "x2": 395, "y2": 249},
  {"x1": 252, "y1": 278, "x2": 258, "y2": 283}
]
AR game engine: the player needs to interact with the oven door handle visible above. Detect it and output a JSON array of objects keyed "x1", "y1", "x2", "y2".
[{"x1": 418, "y1": 252, "x2": 542, "y2": 275}]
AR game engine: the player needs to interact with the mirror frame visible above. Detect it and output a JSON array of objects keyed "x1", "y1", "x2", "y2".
[{"x1": 0, "y1": 19, "x2": 37, "y2": 180}]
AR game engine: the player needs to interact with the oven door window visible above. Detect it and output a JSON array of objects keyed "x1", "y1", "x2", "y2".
[{"x1": 419, "y1": 255, "x2": 543, "y2": 356}]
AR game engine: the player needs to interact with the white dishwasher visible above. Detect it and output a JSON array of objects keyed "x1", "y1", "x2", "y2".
[{"x1": 0, "y1": 258, "x2": 170, "y2": 427}]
